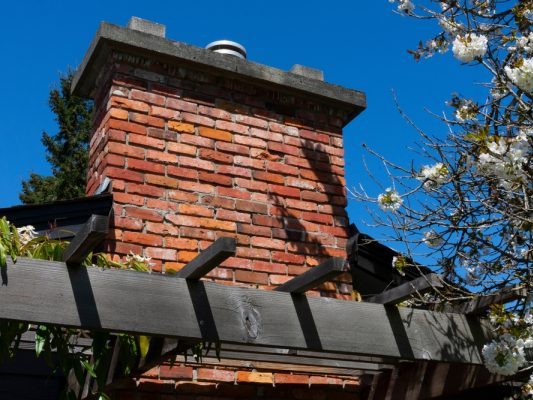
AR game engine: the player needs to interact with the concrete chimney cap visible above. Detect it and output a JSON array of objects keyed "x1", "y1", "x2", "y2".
[{"x1": 206, "y1": 40, "x2": 247, "y2": 59}]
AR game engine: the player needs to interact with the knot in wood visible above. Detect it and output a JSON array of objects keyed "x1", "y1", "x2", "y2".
[{"x1": 240, "y1": 296, "x2": 261, "y2": 340}]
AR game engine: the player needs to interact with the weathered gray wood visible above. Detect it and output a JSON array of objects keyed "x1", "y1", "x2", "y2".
[
  {"x1": 176, "y1": 237, "x2": 236, "y2": 279},
  {"x1": 445, "y1": 286, "x2": 528, "y2": 315},
  {"x1": 274, "y1": 257, "x2": 346, "y2": 294},
  {"x1": 0, "y1": 257, "x2": 492, "y2": 364},
  {"x1": 62, "y1": 214, "x2": 109, "y2": 264},
  {"x1": 366, "y1": 274, "x2": 443, "y2": 305}
]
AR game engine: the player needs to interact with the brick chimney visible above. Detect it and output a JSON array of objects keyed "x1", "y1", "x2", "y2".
[{"x1": 73, "y1": 17, "x2": 366, "y2": 297}]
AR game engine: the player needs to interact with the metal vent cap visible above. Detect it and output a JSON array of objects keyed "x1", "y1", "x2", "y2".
[{"x1": 206, "y1": 40, "x2": 247, "y2": 59}]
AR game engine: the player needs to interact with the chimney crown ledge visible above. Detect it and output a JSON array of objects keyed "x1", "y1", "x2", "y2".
[{"x1": 72, "y1": 22, "x2": 366, "y2": 124}]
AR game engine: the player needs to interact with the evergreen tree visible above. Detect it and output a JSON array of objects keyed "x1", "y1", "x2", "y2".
[{"x1": 20, "y1": 72, "x2": 93, "y2": 204}]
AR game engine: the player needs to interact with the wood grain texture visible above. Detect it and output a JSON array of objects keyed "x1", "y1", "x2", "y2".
[{"x1": 0, "y1": 258, "x2": 492, "y2": 364}]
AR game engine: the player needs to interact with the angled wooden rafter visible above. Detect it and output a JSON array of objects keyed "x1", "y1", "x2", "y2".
[
  {"x1": 365, "y1": 273, "x2": 443, "y2": 305},
  {"x1": 62, "y1": 214, "x2": 110, "y2": 265}
]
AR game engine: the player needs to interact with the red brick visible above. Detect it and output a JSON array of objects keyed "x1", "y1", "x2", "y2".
[
  {"x1": 107, "y1": 129, "x2": 126, "y2": 142},
  {"x1": 236, "y1": 247, "x2": 270, "y2": 260},
  {"x1": 286, "y1": 199, "x2": 317, "y2": 211},
  {"x1": 236, "y1": 371, "x2": 273, "y2": 384},
  {"x1": 180, "y1": 226, "x2": 216, "y2": 241},
  {"x1": 274, "y1": 373, "x2": 309, "y2": 385},
  {"x1": 150, "y1": 106, "x2": 180, "y2": 120},
  {"x1": 272, "y1": 251, "x2": 305, "y2": 264},
  {"x1": 251, "y1": 237, "x2": 285, "y2": 250},
  {"x1": 308, "y1": 376, "x2": 344, "y2": 386},
  {"x1": 177, "y1": 250, "x2": 200, "y2": 262},
  {"x1": 234, "y1": 178, "x2": 268, "y2": 193},
  {"x1": 109, "y1": 119, "x2": 146, "y2": 135},
  {"x1": 129, "y1": 133, "x2": 165, "y2": 150},
  {"x1": 234, "y1": 135, "x2": 267, "y2": 148},
  {"x1": 111, "y1": 96, "x2": 150, "y2": 113},
  {"x1": 252, "y1": 171, "x2": 284, "y2": 184},
  {"x1": 197, "y1": 368, "x2": 235, "y2": 383},
  {"x1": 251, "y1": 260, "x2": 286, "y2": 274},
  {"x1": 251, "y1": 127, "x2": 283, "y2": 142},
  {"x1": 145, "y1": 247, "x2": 177, "y2": 261},
  {"x1": 178, "y1": 204, "x2": 214, "y2": 217},
  {"x1": 252, "y1": 215, "x2": 283, "y2": 228},
  {"x1": 166, "y1": 214, "x2": 236, "y2": 232},
  {"x1": 217, "y1": 165, "x2": 250, "y2": 177},
  {"x1": 182, "y1": 112, "x2": 214, "y2": 127},
  {"x1": 179, "y1": 181, "x2": 215, "y2": 194},
  {"x1": 110, "y1": 108, "x2": 128, "y2": 120},
  {"x1": 147, "y1": 127, "x2": 177, "y2": 141},
  {"x1": 168, "y1": 190, "x2": 199, "y2": 203},
  {"x1": 159, "y1": 365, "x2": 193, "y2": 380},
  {"x1": 216, "y1": 141, "x2": 249, "y2": 155},
  {"x1": 215, "y1": 120, "x2": 249, "y2": 134},
  {"x1": 127, "y1": 183, "x2": 166, "y2": 198},
  {"x1": 217, "y1": 187, "x2": 251, "y2": 200},
  {"x1": 301, "y1": 191, "x2": 330, "y2": 203},
  {"x1": 235, "y1": 115, "x2": 268, "y2": 129},
  {"x1": 198, "y1": 171, "x2": 233, "y2": 186},
  {"x1": 198, "y1": 105, "x2": 232, "y2": 120},
  {"x1": 266, "y1": 161, "x2": 299, "y2": 176},
  {"x1": 145, "y1": 174, "x2": 178, "y2": 188},
  {"x1": 179, "y1": 156, "x2": 215, "y2": 172},
  {"x1": 217, "y1": 209, "x2": 251, "y2": 223},
  {"x1": 123, "y1": 231, "x2": 163, "y2": 246},
  {"x1": 199, "y1": 149, "x2": 233, "y2": 164},
  {"x1": 168, "y1": 142, "x2": 197, "y2": 156},
  {"x1": 199, "y1": 126, "x2": 232, "y2": 142},
  {"x1": 124, "y1": 206, "x2": 164, "y2": 222},
  {"x1": 268, "y1": 184, "x2": 300, "y2": 198},
  {"x1": 129, "y1": 112, "x2": 165, "y2": 128},
  {"x1": 167, "y1": 166, "x2": 198, "y2": 180},
  {"x1": 235, "y1": 270, "x2": 269, "y2": 285},
  {"x1": 128, "y1": 158, "x2": 165, "y2": 175},
  {"x1": 104, "y1": 241, "x2": 142, "y2": 256},
  {"x1": 237, "y1": 223, "x2": 271, "y2": 237},
  {"x1": 145, "y1": 222, "x2": 179, "y2": 235},
  {"x1": 113, "y1": 217, "x2": 143, "y2": 231},
  {"x1": 234, "y1": 156, "x2": 265, "y2": 170},
  {"x1": 131, "y1": 89, "x2": 165, "y2": 106},
  {"x1": 108, "y1": 142, "x2": 145, "y2": 159},
  {"x1": 180, "y1": 133, "x2": 214, "y2": 148},
  {"x1": 268, "y1": 141, "x2": 300, "y2": 156},
  {"x1": 235, "y1": 200, "x2": 268, "y2": 214},
  {"x1": 300, "y1": 129, "x2": 329, "y2": 143},
  {"x1": 146, "y1": 150, "x2": 177, "y2": 164},
  {"x1": 106, "y1": 167, "x2": 143, "y2": 183},
  {"x1": 166, "y1": 237, "x2": 198, "y2": 250},
  {"x1": 287, "y1": 177, "x2": 319, "y2": 190},
  {"x1": 166, "y1": 98, "x2": 197, "y2": 113},
  {"x1": 199, "y1": 195, "x2": 235, "y2": 210}
]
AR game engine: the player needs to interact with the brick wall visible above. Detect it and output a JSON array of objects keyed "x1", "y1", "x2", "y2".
[{"x1": 87, "y1": 51, "x2": 353, "y2": 298}]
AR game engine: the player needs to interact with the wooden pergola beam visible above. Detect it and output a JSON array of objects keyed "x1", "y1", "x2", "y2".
[
  {"x1": 62, "y1": 214, "x2": 109, "y2": 264},
  {"x1": 176, "y1": 237, "x2": 236, "y2": 279},
  {"x1": 445, "y1": 285, "x2": 528, "y2": 315},
  {"x1": 274, "y1": 257, "x2": 346, "y2": 294},
  {"x1": 0, "y1": 257, "x2": 492, "y2": 364},
  {"x1": 365, "y1": 273, "x2": 443, "y2": 305}
]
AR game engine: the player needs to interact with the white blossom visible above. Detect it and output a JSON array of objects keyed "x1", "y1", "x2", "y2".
[
  {"x1": 505, "y1": 57, "x2": 533, "y2": 92},
  {"x1": 397, "y1": 0, "x2": 415, "y2": 13},
  {"x1": 422, "y1": 230, "x2": 443, "y2": 248},
  {"x1": 417, "y1": 162, "x2": 449, "y2": 189},
  {"x1": 17, "y1": 225, "x2": 38, "y2": 246},
  {"x1": 378, "y1": 188, "x2": 403, "y2": 211},
  {"x1": 452, "y1": 34, "x2": 488, "y2": 62},
  {"x1": 482, "y1": 333, "x2": 527, "y2": 375},
  {"x1": 455, "y1": 104, "x2": 477, "y2": 121},
  {"x1": 125, "y1": 252, "x2": 152, "y2": 264},
  {"x1": 439, "y1": 17, "x2": 462, "y2": 35}
]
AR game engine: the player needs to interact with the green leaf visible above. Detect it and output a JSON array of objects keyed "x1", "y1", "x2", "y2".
[
  {"x1": 98, "y1": 393, "x2": 110, "y2": 400},
  {"x1": 81, "y1": 359, "x2": 97, "y2": 378},
  {"x1": 35, "y1": 325, "x2": 47, "y2": 357},
  {"x1": 139, "y1": 335, "x2": 151, "y2": 359}
]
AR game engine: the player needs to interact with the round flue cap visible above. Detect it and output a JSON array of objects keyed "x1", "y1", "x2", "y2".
[{"x1": 205, "y1": 40, "x2": 247, "y2": 59}]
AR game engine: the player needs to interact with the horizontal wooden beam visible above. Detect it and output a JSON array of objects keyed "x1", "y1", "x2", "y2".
[
  {"x1": 365, "y1": 274, "x2": 443, "y2": 305},
  {"x1": 62, "y1": 214, "x2": 109, "y2": 264},
  {"x1": 0, "y1": 258, "x2": 492, "y2": 364},
  {"x1": 274, "y1": 257, "x2": 346, "y2": 294},
  {"x1": 176, "y1": 237, "x2": 236, "y2": 279}
]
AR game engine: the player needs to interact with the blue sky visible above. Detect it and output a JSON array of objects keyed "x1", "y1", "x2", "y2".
[{"x1": 0, "y1": 1, "x2": 486, "y2": 239}]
